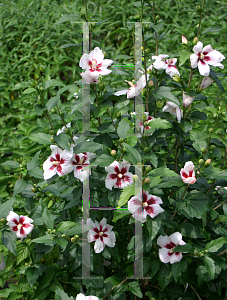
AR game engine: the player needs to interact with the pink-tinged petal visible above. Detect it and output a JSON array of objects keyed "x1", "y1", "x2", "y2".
[
  {"x1": 86, "y1": 297, "x2": 99, "y2": 300},
  {"x1": 43, "y1": 166, "x2": 57, "y2": 180},
  {"x1": 16, "y1": 228, "x2": 26, "y2": 238},
  {"x1": 146, "y1": 204, "x2": 164, "y2": 218},
  {"x1": 198, "y1": 60, "x2": 210, "y2": 76},
  {"x1": 103, "y1": 231, "x2": 116, "y2": 247},
  {"x1": 100, "y1": 217, "x2": 107, "y2": 228},
  {"x1": 183, "y1": 92, "x2": 194, "y2": 108},
  {"x1": 169, "y1": 232, "x2": 183, "y2": 246},
  {"x1": 183, "y1": 161, "x2": 195, "y2": 175},
  {"x1": 81, "y1": 71, "x2": 98, "y2": 84},
  {"x1": 157, "y1": 235, "x2": 170, "y2": 248},
  {"x1": 159, "y1": 247, "x2": 171, "y2": 263},
  {"x1": 76, "y1": 293, "x2": 86, "y2": 300},
  {"x1": 128, "y1": 197, "x2": 142, "y2": 213},
  {"x1": 87, "y1": 229, "x2": 97, "y2": 243},
  {"x1": 105, "y1": 174, "x2": 117, "y2": 190},
  {"x1": 79, "y1": 53, "x2": 90, "y2": 69},
  {"x1": 166, "y1": 101, "x2": 178, "y2": 109},
  {"x1": 6, "y1": 211, "x2": 19, "y2": 223},
  {"x1": 102, "y1": 59, "x2": 113, "y2": 67},
  {"x1": 74, "y1": 168, "x2": 90, "y2": 182},
  {"x1": 176, "y1": 108, "x2": 183, "y2": 123},
  {"x1": 205, "y1": 50, "x2": 225, "y2": 64},
  {"x1": 115, "y1": 175, "x2": 133, "y2": 189},
  {"x1": 114, "y1": 89, "x2": 129, "y2": 96},
  {"x1": 57, "y1": 161, "x2": 74, "y2": 177},
  {"x1": 94, "y1": 238, "x2": 105, "y2": 253},
  {"x1": 202, "y1": 44, "x2": 213, "y2": 54},
  {"x1": 179, "y1": 240, "x2": 186, "y2": 246},
  {"x1": 193, "y1": 41, "x2": 203, "y2": 55},
  {"x1": 133, "y1": 210, "x2": 147, "y2": 223},
  {"x1": 147, "y1": 195, "x2": 163, "y2": 205},
  {"x1": 166, "y1": 65, "x2": 180, "y2": 78},
  {"x1": 87, "y1": 218, "x2": 95, "y2": 228},
  {"x1": 105, "y1": 161, "x2": 120, "y2": 173},
  {"x1": 136, "y1": 74, "x2": 149, "y2": 90},
  {"x1": 190, "y1": 53, "x2": 199, "y2": 68},
  {"x1": 22, "y1": 216, "x2": 33, "y2": 224},
  {"x1": 170, "y1": 252, "x2": 183, "y2": 264},
  {"x1": 120, "y1": 159, "x2": 131, "y2": 172},
  {"x1": 22, "y1": 224, "x2": 34, "y2": 236}
]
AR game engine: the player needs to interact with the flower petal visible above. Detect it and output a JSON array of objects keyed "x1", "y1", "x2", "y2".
[
  {"x1": 169, "y1": 232, "x2": 183, "y2": 246},
  {"x1": 157, "y1": 235, "x2": 170, "y2": 247},
  {"x1": 103, "y1": 231, "x2": 116, "y2": 248},
  {"x1": 193, "y1": 41, "x2": 203, "y2": 55},
  {"x1": 159, "y1": 247, "x2": 171, "y2": 263},
  {"x1": 198, "y1": 60, "x2": 210, "y2": 76},
  {"x1": 94, "y1": 238, "x2": 105, "y2": 253},
  {"x1": 170, "y1": 252, "x2": 183, "y2": 264},
  {"x1": 114, "y1": 89, "x2": 129, "y2": 96},
  {"x1": 190, "y1": 53, "x2": 199, "y2": 68}
]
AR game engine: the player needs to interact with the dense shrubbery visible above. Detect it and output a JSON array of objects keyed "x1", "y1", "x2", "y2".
[{"x1": 0, "y1": 0, "x2": 227, "y2": 299}]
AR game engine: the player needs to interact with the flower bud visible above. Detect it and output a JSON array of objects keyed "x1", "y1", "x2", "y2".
[
  {"x1": 0, "y1": 218, "x2": 6, "y2": 224},
  {"x1": 210, "y1": 145, "x2": 215, "y2": 150},
  {"x1": 144, "y1": 178, "x2": 150, "y2": 184},
  {"x1": 133, "y1": 175, "x2": 139, "y2": 182},
  {"x1": 71, "y1": 237, "x2": 76, "y2": 243},
  {"x1": 49, "y1": 130, "x2": 54, "y2": 135},
  {"x1": 31, "y1": 188, "x2": 36, "y2": 193},
  {"x1": 213, "y1": 113, "x2": 217, "y2": 118},
  {"x1": 201, "y1": 147, "x2": 206, "y2": 153},
  {"x1": 64, "y1": 128, "x2": 69, "y2": 134},
  {"x1": 183, "y1": 92, "x2": 194, "y2": 108},
  {"x1": 199, "y1": 159, "x2": 204, "y2": 165},
  {"x1": 196, "y1": 87, "x2": 203, "y2": 94},
  {"x1": 148, "y1": 80, "x2": 154, "y2": 87},
  {"x1": 204, "y1": 159, "x2": 211, "y2": 167},
  {"x1": 181, "y1": 36, "x2": 188, "y2": 44},
  {"x1": 119, "y1": 138, "x2": 124, "y2": 143},
  {"x1": 61, "y1": 234, "x2": 67, "y2": 237},
  {"x1": 146, "y1": 166, "x2": 152, "y2": 173},
  {"x1": 111, "y1": 150, "x2": 116, "y2": 157},
  {"x1": 50, "y1": 109, "x2": 56, "y2": 114},
  {"x1": 200, "y1": 77, "x2": 214, "y2": 90},
  {"x1": 50, "y1": 137, "x2": 55, "y2": 143},
  {"x1": 144, "y1": 147, "x2": 149, "y2": 153},
  {"x1": 122, "y1": 148, "x2": 126, "y2": 153},
  {"x1": 209, "y1": 128, "x2": 214, "y2": 133},
  {"x1": 116, "y1": 112, "x2": 121, "y2": 119},
  {"x1": 193, "y1": 37, "x2": 198, "y2": 46},
  {"x1": 155, "y1": 15, "x2": 160, "y2": 21},
  {"x1": 172, "y1": 74, "x2": 181, "y2": 83},
  {"x1": 48, "y1": 200, "x2": 53, "y2": 208}
]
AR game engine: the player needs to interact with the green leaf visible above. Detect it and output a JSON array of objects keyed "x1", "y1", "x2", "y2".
[
  {"x1": 112, "y1": 210, "x2": 131, "y2": 223},
  {"x1": 180, "y1": 223, "x2": 204, "y2": 238},
  {"x1": 145, "y1": 118, "x2": 172, "y2": 130},
  {"x1": 215, "y1": 215, "x2": 227, "y2": 224},
  {"x1": 179, "y1": 49, "x2": 191, "y2": 66},
  {"x1": 16, "y1": 242, "x2": 30, "y2": 264},
  {"x1": 171, "y1": 259, "x2": 187, "y2": 282},
  {"x1": 27, "y1": 150, "x2": 41, "y2": 171},
  {"x1": 26, "y1": 266, "x2": 45, "y2": 287},
  {"x1": 29, "y1": 133, "x2": 52, "y2": 145},
  {"x1": 183, "y1": 200, "x2": 207, "y2": 219},
  {"x1": 54, "y1": 133, "x2": 71, "y2": 151},
  {"x1": 44, "y1": 79, "x2": 64, "y2": 90},
  {"x1": 23, "y1": 88, "x2": 37, "y2": 94},
  {"x1": 192, "y1": 140, "x2": 207, "y2": 153},
  {"x1": 92, "y1": 154, "x2": 115, "y2": 167},
  {"x1": 147, "y1": 218, "x2": 162, "y2": 241},
  {"x1": 128, "y1": 281, "x2": 143, "y2": 298},
  {"x1": 209, "y1": 69, "x2": 225, "y2": 92},
  {"x1": 147, "y1": 167, "x2": 179, "y2": 177},
  {"x1": 1, "y1": 231, "x2": 17, "y2": 255},
  {"x1": 34, "y1": 104, "x2": 46, "y2": 116},
  {"x1": 203, "y1": 256, "x2": 215, "y2": 279},
  {"x1": 173, "y1": 244, "x2": 193, "y2": 253},
  {"x1": 117, "y1": 119, "x2": 130, "y2": 139},
  {"x1": 28, "y1": 167, "x2": 43, "y2": 179},
  {"x1": 67, "y1": 224, "x2": 91, "y2": 236},
  {"x1": 205, "y1": 237, "x2": 227, "y2": 252},
  {"x1": 153, "y1": 86, "x2": 180, "y2": 106},
  {"x1": 201, "y1": 166, "x2": 227, "y2": 180},
  {"x1": 73, "y1": 142, "x2": 102, "y2": 153},
  {"x1": 55, "y1": 287, "x2": 74, "y2": 300},
  {"x1": 46, "y1": 96, "x2": 60, "y2": 111},
  {"x1": 0, "y1": 198, "x2": 15, "y2": 219},
  {"x1": 122, "y1": 143, "x2": 141, "y2": 165},
  {"x1": 13, "y1": 179, "x2": 27, "y2": 196},
  {"x1": 117, "y1": 183, "x2": 135, "y2": 208},
  {"x1": 202, "y1": 27, "x2": 221, "y2": 35},
  {"x1": 56, "y1": 14, "x2": 80, "y2": 24},
  {"x1": 54, "y1": 237, "x2": 68, "y2": 251},
  {"x1": 1, "y1": 161, "x2": 20, "y2": 169},
  {"x1": 158, "y1": 264, "x2": 171, "y2": 290},
  {"x1": 32, "y1": 234, "x2": 56, "y2": 246},
  {"x1": 56, "y1": 221, "x2": 78, "y2": 233},
  {"x1": 60, "y1": 43, "x2": 81, "y2": 49},
  {"x1": 42, "y1": 207, "x2": 55, "y2": 229},
  {"x1": 149, "y1": 176, "x2": 162, "y2": 188}
]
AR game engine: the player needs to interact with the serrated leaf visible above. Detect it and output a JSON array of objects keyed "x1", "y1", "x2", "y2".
[
  {"x1": 54, "y1": 237, "x2": 68, "y2": 251},
  {"x1": 73, "y1": 142, "x2": 102, "y2": 153},
  {"x1": 56, "y1": 14, "x2": 80, "y2": 24},
  {"x1": 147, "y1": 167, "x2": 179, "y2": 177},
  {"x1": 27, "y1": 150, "x2": 41, "y2": 171},
  {"x1": 16, "y1": 242, "x2": 30, "y2": 264},
  {"x1": 13, "y1": 179, "x2": 27, "y2": 196},
  {"x1": 205, "y1": 237, "x2": 227, "y2": 252},
  {"x1": 67, "y1": 224, "x2": 91, "y2": 236},
  {"x1": 173, "y1": 243, "x2": 193, "y2": 253},
  {"x1": 117, "y1": 183, "x2": 135, "y2": 208},
  {"x1": 179, "y1": 49, "x2": 191, "y2": 66},
  {"x1": 42, "y1": 207, "x2": 55, "y2": 229},
  {"x1": 32, "y1": 234, "x2": 56, "y2": 246},
  {"x1": 122, "y1": 143, "x2": 141, "y2": 165},
  {"x1": 147, "y1": 218, "x2": 162, "y2": 241},
  {"x1": 1, "y1": 231, "x2": 17, "y2": 255},
  {"x1": 171, "y1": 259, "x2": 187, "y2": 282},
  {"x1": 128, "y1": 281, "x2": 143, "y2": 298},
  {"x1": 209, "y1": 69, "x2": 225, "y2": 92},
  {"x1": 26, "y1": 266, "x2": 45, "y2": 287},
  {"x1": 180, "y1": 223, "x2": 203, "y2": 238},
  {"x1": 158, "y1": 264, "x2": 171, "y2": 290},
  {"x1": 153, "y1": 86, "x2": 180, "y2": 106},
  {"x1": 92, "y1": 154, "x2": 115, "y2": 167},
  {"x1": 112, "y1": 210, "x2": 131, "y2": 223},
  {"x1": 44, "y1": 80, "x2": 64, "y2": 90},
  {"x1": 0, "y1": 198, "x2": 15, "y2": 219},
  {"x1": 203, "y1": 256, "x2": 215, "y2": 279},
  {"x1": 56, "y1": 221, "x2": 78, "y2": 233},
  {"x1": 201, "y1": 27, "x2": 221, "y2": 35},
  {"x1": 54, "y1": 133, "x2": 71, "y2": 151},
  {"x1": 117, "y1": 119, "x2": 130, "y2": 139},
  {"x1": 23, "y1": 88, "x2": 37, "y2": 94},
  {"x1": 28, "y1": 167, "x2": 43, "y2": 179},
  {"x1": 46, "y1": 95, "x2": 60, "y2": 111},
  {"x1": 145, "y1": 118, "x2": 172, "y2": 130},
  {"x1": 29, "y1": 133, "x2": 52, "y2": 145},
  {"x1": 1, "y1": 161, "x2": 20, "y2": 169}
]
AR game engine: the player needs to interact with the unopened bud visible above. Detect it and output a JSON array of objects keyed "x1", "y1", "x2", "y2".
[
  {"x1": 213, "y1": 113, "x2": 217, "y2": 118},
  {"x1": 181, "y1": 36, "x2": 188, "y2": 44},
  {"x1": 71, "y1": 237, "x2": 76, "y2": 243},
  {"x1": 204, "y1": 159, "x2": 211, "y2": 167},
  {"x1": 49, "y1": 130, "x2": 54, "y2": 135},
  {"x1": 133, "y1": 175, "x2": 139, "y2": 182},
  {"x1": 146, "y1": 166, "x2": 152, "y2": 173},
  {"x1": 155, "y1": 15, "x2": 160, "y2": 21},
  {"x1": 209, "y1": 128, "x2": 214, "y2": 133},
  {"x1": 65, "y1": 128, "x2": 69, "y2": 134},
  {"x1": 122, "y1": 148, "x2": 126, "y2": 153},
  {"x1": 200, "y1": 77, "x2": 214, "y2": 90},
  {"x1": 210, "y1": 145, "x2": 215, "y2": 150},
  {"x1": 144, "y1": 178, "x2": 150, "y2": 184},
  {"x1": 148, "y1": 80, "x2": 154, "y2": 87},
  {"x1": 119, "y1": 138, "x2": 124, "y2": 143},
  {"x1": 0, "y1": 218, "x2": 6, "y2": 224},
  {"x1": 199, "y1": 159, "x2": 204, "y2": 165},
  {"x1": 61, "y1": 234, "x2": 67, "y2": 237},
  {"x1": 196, "y1": 87, "x2": 203, "y2": 93},
  {"x1": 31, "y1": 188, "x2": 36, "y2": 193},
  {"x1": 183, "y1": 92, "x2": 194, "y2": 108},
  {"x1": 48, "y1": 200, "x2": 53, "y2": 208},
  {"x1": 144, "y1": 147, "x2": 149, "y2": 153},
  {"x1": 201, "y1": 147, "x2": 206, "y2": 153},
  {"x1": 116, "y1": 112, "x2": 121, "y2": 119},
  {"x1": 50, "y1": 109, "x2": 55, "y2": 114},
  {"x1": 50, "y1": 137, "x2": 55, "y2": 143},
  {"x1": 193, "y1": 37, "x2": 198, "y2": 46},
  {"x1": 111, "y1": 150, "x2": 116, "y2": 157},
  {"x1": 172, "y1": 74, "x2": 181, "y2": 83}
]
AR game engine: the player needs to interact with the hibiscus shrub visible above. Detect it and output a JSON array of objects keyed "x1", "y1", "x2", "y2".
[{"x1": 1, "y1": 1, "x2": 227, "y2": 300}]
